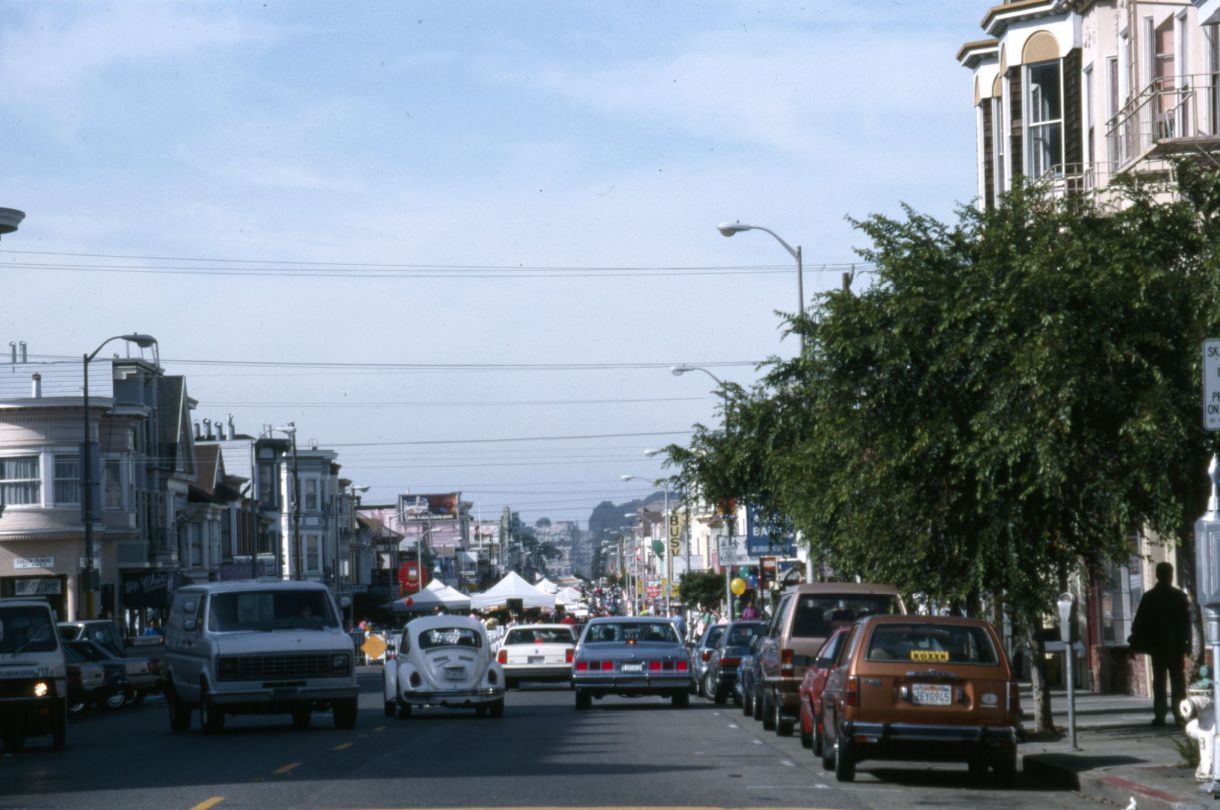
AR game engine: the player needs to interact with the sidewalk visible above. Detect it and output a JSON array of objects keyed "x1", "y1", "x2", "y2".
[{"x1": 1021, "y1": 687, "x2": 1213, "y2": 809}]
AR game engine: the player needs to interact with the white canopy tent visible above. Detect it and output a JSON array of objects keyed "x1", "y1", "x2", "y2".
[
  {"x1": 426, "y1": 579, "x2": 472, "y2": 612},
  {"x1": 535, "y1": 577, "x2": 560, "y2": 595},
  {"x1": 387, "y1": 586, "x2": 447, "y2": 614},
  {"x1": 471, "y1": 571, "x2": 556, "y2": 611}
]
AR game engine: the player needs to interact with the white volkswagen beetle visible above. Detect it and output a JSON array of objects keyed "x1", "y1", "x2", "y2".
[{"x1": 383, "y1": 615, "x2": 505, "y2": 718}]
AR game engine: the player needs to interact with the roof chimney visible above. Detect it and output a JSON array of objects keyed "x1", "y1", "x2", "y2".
[
  {"x1": 31, "y1": 373, "x2": 41, "y2": 398},
  {"x1": 228, "y1": 414, "x2": 236, "y2": 440},
  {"x1": 9, "y1": 342, "x2": 15, "y2": 365},
  {"x1": 203, "y1": 418, "x2": 212, "y2": 440},
  {"x1": 18, "y1": 341, "x2": 26, "y2": 363},
  {"x1": 194, "y1": 421, "x2": 202, "y2": 440},
  {"x1": 215, "y1": 419, "x2": 225, "y2": 441}
]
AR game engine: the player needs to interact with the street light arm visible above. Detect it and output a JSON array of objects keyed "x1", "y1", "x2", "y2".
[
  {"x1": 87, "y1": 333, "x2": 158, "y2": 363},
  {"x1": 670, "y1": 364, "x2": 726, "y2": 388},
  {"x1": 747, "y1": 225, "x2": 799, "y2": 261}
]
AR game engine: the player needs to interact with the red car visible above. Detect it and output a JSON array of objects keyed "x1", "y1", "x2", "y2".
[{"x1": 798, "y1": 627, "x2": 849, "y2": 756}]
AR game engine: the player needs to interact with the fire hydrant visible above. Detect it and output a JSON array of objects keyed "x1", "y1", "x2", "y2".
[{"x1": 1181, "y1": 691, "x2": 1216, "y2": 781}]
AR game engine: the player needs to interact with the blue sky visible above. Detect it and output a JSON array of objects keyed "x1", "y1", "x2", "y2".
[{"x1": 1, "y1": 1, "x2": 982, "y2": 523}]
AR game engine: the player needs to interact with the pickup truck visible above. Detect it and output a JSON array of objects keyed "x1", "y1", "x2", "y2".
[{"x1": 57, "y1": 620, "x2": 165, "y2": 700}]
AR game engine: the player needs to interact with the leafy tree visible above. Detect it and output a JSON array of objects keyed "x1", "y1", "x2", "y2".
[{"x1": 678, "y1": 570, "x2": 726, "y2": 613}]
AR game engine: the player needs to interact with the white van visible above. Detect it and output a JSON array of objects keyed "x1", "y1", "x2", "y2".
[
  {"x1": 163, "y1": 580, "x2": 359, "y2": 733},
  {"x1": 0, "y1": 598, "x2": 67, "y2": 751}
]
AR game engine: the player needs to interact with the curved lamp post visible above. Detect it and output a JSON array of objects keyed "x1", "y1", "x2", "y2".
[
  {"x1": 81, "y1": 333, "x2": 157, "y2": 619},
  {"x1": 717, "y1": 221, "x2": 804, "y2": 350}
]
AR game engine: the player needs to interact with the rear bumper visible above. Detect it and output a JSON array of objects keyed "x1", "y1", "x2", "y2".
[
  {"x1": 400, "y1": 687, "x2": 503, "y2": 707},
  {"x1": 846, "y1": 720, "x2": 1019, "y2": 745},
  {"x1": 210, "y1": 685, "x2": 358, "y2": 707},
  {"x1": 574, "y1": 674, "x2": 692, "y2": 696},
  {"x1": 502, "y1": 664, "x2": 571, "y2": 682}
]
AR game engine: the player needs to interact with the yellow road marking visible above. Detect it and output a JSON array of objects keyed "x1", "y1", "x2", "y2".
[
  {"x1": 372, "y1": 725, "x2": 385, "y2": 732},
  {"x1": 334, "y1": 741, "x2": 354, "y2": 751},
  {"x1": 188, "y1": 798, "x2": 224, "y2": 810},
  {"x1": 273, "y1": 762, "x2": 301, "y2": 775}
]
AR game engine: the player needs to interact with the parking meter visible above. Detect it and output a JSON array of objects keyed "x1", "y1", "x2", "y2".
[
  {"x1": 1057, "y1": 593, "x2": 1077, "y2": 642},
  {"x1": 1196, "y1": 456, "x2": 1220, "y2": 646}
]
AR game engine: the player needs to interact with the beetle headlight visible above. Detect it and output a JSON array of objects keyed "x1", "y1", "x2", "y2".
[{"x1": 33, "y1": 681, "x2": 49, "y2": 698}]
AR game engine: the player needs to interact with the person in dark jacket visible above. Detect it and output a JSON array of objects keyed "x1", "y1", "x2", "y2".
[{"x1": 1128, "y1": 562, "x2": 1192, "y2": 726}]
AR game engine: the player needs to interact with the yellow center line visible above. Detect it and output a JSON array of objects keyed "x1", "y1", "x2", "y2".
[
  {"x1": 273, "y1": 762, "x2": 302, "y2": 775},
  {"x1": 188, "y1": 798, "x2": 224, "y2": 810},
  {"x1": 334, "y1": 741, "x2": 354, "y2": 751},
  {"x1": 372, "y1": 725, "x2": 386, "y2": 732}
]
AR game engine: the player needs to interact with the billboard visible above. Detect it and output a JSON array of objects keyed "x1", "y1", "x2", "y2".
[
  {"x1": 398, "y1": 492, "x2": 461, "y2": 521},
  {"x1": 745, "y1": 505, "x2": 797, "y2": 558}
]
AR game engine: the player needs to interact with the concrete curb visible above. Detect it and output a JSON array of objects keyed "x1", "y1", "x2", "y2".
[{"x1": 1023, "y1": 754, "x2": 1208, "y2": 810}]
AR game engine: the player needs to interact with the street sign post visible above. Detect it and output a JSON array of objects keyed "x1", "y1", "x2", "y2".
[{"x1": 1204, "y1": 340, "x2": 1220, "y2": 430}]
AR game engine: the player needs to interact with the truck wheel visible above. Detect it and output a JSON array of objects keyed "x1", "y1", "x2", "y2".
[
  {"x1": 834, "y1": 735, "x2": 856, "y2": 782},
  {"x1": 775, "y1": 699, "x2": 794, "y2": 736},
  {"x1": 104, "y1": 689, "x2": 127, "y2": 710},
  {"x1": 761, "y1": 691, "x2": 776, "y2": 730},
  {"x1": 201, "y1": 687, "x2": 225, "y2": 734},
  {"x1": 383, "y1": 700, "x2": 395, "y2": 717},
  {"x1": 397, "y1": 702, "x2": 412, "y2": 719},
  {"x1": 167, "y1": 686, "x2": 191, "y2": 732},
  {"x1": 575, "y1": 689, "x2": 592, "y2": 710},
  {"x1": 292, "y1": 707, "x2": 311, "y2": 729},
  {"x1": 672, "y1": 690, "x2": 690, "y2": 708},
  {"x1": 126, "y1": 689, "x2": 146, "y2": 707},
  {"x1": 489, "y1": 699, "x2": 505, "y2": 718},
  {"x1": 333, "y1": 698, "x2": 358, "y2": 730}
]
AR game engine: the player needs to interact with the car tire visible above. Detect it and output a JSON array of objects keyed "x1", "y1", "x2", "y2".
[
  {"x1": 761, "y1": 691, "x2": 776, "y2": 730},
  {"x1": 703, "y1": 672, "x2": 716, "y2": 700},
  {"x1": 68, "y1": 700, "x2": 87, "y2": 715},
  {"x1": 672, "y1": 690, "x2": 690, "y2": 708},
  {"x1": 104, "y1": 689, "x2": 127, "y2": 711},
  {"x1": 52, "y1": 702, "x2": 67, "y2": 750},
  {"x1": 167, "y1": 685, "x2": 191, "y2": 733},
  {"x1": 834, "y1": 734, "x2": 856, "y2": 783},
  {"x1": 820, "y1": 716, "x2": 836, "y2": 770},
  {"x1": 799, "y1": 711, "x2": 813, "y2": 748},
  {"x1": 4, "y1": 733, "x2": 23, "y2": 753},
  {"x1": 575, "y1": 689, "x2": 592, "y2": 710},
  {"x1": 126, "y1": 689, "x2": 146, "y2": 707},
  {"x1": 291, "y1": 707, "x2": 310, "y2": 730},
  {"x1": 397, "y1": 702, "x2": 412, "y2": 719},
  {"x1": 775, "y1": 698, "x2": 794, "y2": 737},
  {"x1": 813, "y1": 720, "x2": 825, "y2": 758},
  {"x1": 384, "y1": 700, "x2": 396, "y2": 717},
  {"x1": 333, "y1": 697, "x2": 358, "y2": 730},
  {"x1": 741, "y1": 690, "x2": 752, "y2": 715},
  {"x1": 489, "y1": 699, "x2": 505, "y2": 718},
  {"x1": 475, "y1": 705, "x2": 488, "y2": 718},
  {"x1": 201, "y1": 687, "x2": 225, "y2": 734},
  {"x1": 991, "y1": 746, "x2": 1018, "y2": 786},
  {"x1": 752, "y1": 688, "x2": 764, "y2": 721}
]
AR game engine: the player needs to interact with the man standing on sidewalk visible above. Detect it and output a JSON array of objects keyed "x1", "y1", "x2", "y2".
[{"x1": 1128, "y1": 562, "x2": 1192, "y2": 726}]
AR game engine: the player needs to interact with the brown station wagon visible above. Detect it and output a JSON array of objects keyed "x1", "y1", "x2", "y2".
[{"x1": 820, "y1": 614, "x2": 1021, "y2": 784}]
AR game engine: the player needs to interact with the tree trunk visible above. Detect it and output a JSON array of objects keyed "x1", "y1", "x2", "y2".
[{"x1": 1022, "y1": 621, "x2": 1054, "y2": 733}]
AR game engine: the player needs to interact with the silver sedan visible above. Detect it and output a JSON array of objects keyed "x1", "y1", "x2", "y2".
[{"x1": 572, "y1": 617, "x2": 692, "y2": 709}]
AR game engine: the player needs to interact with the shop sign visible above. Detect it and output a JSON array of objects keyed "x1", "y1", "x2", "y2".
[
  {"x1": 13, "y1": 578, "x2": 62, "y2": 596},
  {"x1": 14, "y1": 557, "x2": 54, "y2": 570}
]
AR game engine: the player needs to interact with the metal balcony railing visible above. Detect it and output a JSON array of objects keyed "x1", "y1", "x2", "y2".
[{"x1": 1106, "y1": 73, "x2": 1220, "y2": 172}]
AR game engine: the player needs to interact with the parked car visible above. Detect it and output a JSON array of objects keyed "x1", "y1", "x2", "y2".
[
  {"x1": 798, "y1": 627, "x2": 850, "y2": 753},
  {"x1": 691, "y1": 622, "x2": 726, "y2": 697},
  {"x1": 0, "y1": 598, "x2": 67, "y2": 752},
  {"x1": 572, "y1": 617, "x2": 692, "y2": 709},
  {"x1": 384, "y1": 614, "x2": 505, "y2": 718},
  {"x1": 496, "y1": 624, "x2": 576, "y2": 688},
  {"x1": 820, "y1": 615, "x2": 1021, "y2": 784},
  {"x1": 63, "y1": 639, "x2": 157, "y2": 707},
  {"x1": 64, "y1": 654, "x2": 107, "y2": 714},
  {"x1": 58, "y1": 618, "x2": 166, "y2": 696},
  {"x1": 756, "y1": 582, "x2": 905, "y2": 736},
  {"x1": 703, "y1": 620, "x2": 766, "y2": 704},
  {"x1": 737, "y1": 632, "x2": 767, "y2": 719},
  {"x1": 62, "y1": 640, "x2": 129, "y2": 710},
  {"x1": 163, "y1": 581, "x2": 359, "y2": 733}
]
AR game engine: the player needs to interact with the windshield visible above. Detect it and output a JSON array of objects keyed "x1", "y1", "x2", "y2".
[
  {"x1": 66, "y1": 641, "x2": 111, "y2": 662},
  {"x1": 726, "y1": 623, "x2": 764, "y2": 646},
  {"x1": 418, "y1": 627, "x2": 483, "y2": 650},
  {"x1": 792, "y1": 595, "x2": 902, "y2": 638},
  {"x1": 585, "y1": 622, "x2": 679, "y2": 644},
  {"x1": 703, "y1": 624, "x2": 725, "y2": 647},
  {"x1": 206, "y1": 590, "x2": 339, "y2": 632},
  {"x1": 0, "y1": 606, "x2": 58, "y2": 654},
  {"x1": 505, "y1": 627, "x2": 574, "y2": 645}
]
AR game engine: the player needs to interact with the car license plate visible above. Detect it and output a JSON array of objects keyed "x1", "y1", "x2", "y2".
[
  {"x1": 444, "y1": 666, "x2": 466, "y2": 681},
  {"x1": 528, "y1": 656, "x2": 545, "y2": 664},
  {"x1": 911, "y1": 684, "x2": 952, "y2": 705},
  {"x1": 620, "y1": 662, "x2": 644, "y2": 673}
]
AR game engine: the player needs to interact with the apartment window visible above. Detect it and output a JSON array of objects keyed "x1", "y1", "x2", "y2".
[
  {"x1": 991, "y1": 96, "x2": 1006, "y2": 195},
  {"x1": 304, "y1": 533, "x2": 321, "y2": 573},
  {"x1": 189, "y1": 523, "x2": 203, "y2": 568},
  {"x1": 304, "y1": 478, "x2": 319, "y2": 511},
  {"x1": 103, "y1": 458, "x2": 125, "y2": 510},
  {"x1": 53, "y1": 455, "x2": 80, "y2": 505},
  {"x1": 1027, "y1": 61, "x2": 1064, "y2": 177},
  {"x1": 0, "y1": 456, "x2": 40, "y2": 506}
]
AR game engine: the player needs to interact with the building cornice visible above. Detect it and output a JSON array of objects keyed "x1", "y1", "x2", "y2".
[
  {"x1": 957, "y1": 38, "x2": 1000, "y2": 68},
  {"x1": 981, "y1": 0, "x2": 1066, "y2": 37}
]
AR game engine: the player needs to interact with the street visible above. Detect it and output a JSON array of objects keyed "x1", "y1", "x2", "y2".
[{"x1": 0, "y1": 669, "x2": 1105, "y2": 810}]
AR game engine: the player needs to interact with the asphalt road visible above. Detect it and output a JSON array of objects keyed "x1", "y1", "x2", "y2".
[{"x1": 0, "y1": 669, "x2": 1105, "y2": 810}]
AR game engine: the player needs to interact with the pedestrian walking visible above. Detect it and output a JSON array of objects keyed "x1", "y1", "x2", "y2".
[{"x1": 1128, "y1": 562, "x2": 1192, "y2": 726}]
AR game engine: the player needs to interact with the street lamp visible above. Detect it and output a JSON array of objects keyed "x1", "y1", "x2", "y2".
[
  {"x1": 717, "y1": 221, "x2": 804, "y2": 350},
  {"x1": 269, "y1": 423, "x2": 301, "y2": 581},
  {"x1": 621, "y1": 474, "x2": 671, "y2": 616},
  {"x1": 80, "y1": 333, "x2": 157, "y2": 619},
  {"x1": 0, "y1": 208, "x2": 25, "y2": 239}
]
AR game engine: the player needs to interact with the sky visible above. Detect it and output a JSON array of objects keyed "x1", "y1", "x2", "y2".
[{"x1": 1, "y1": 0, "x2": 983, "y2": 525}]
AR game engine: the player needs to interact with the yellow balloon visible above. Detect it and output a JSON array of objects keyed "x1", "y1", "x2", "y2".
[{"x1": 730, "y1": 577, "x2": 747, "y2": 596}]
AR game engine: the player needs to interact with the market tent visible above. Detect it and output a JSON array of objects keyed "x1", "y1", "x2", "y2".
[
  {"x1": 387, "y1": 586, "x2": 447, "y2": 614},
  {"x1": 426, "y1": 579, "x2": 472, "y2": 612},
  {"x1": 535, "y1": 577, "x2": 560, "y2": 595},
  {"x1": 556, "y1": 586, "x2": 584, "y2": 606},
  {"x1": 471, "y1": 571, "x2": 555, "y2": 611}
]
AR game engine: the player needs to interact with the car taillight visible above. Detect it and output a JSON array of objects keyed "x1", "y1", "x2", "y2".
[
  {"x1": 780, "y1": 648, "x2": 794, "y2": 677},
  {"x1": 601, "y1": 661, "x2": 614, "y2": 671},
  {"x1": 575, "y1": 660, "x2": 589, "y2": 672},
  {"x1": 676, "y1": 659, "x2": 689, "y2": 672},
  {"x1": 497, "y1": 649, "x2": 507, "y2": 664},
  {"x1": 845, "y1": 675, "x2": 859, "y2": 707},
  {"x1": 565, "y1": 649, "x2": 574, "y2": 664},
  {"x1": 721, "y1": 657, "x2": 740, "y2": 667},
  {"x1": 649, "y1": 660, "x2": 662, "y2": 672},
  {"x1": 701, "y1": 650, "x2": 712, "y2": 662}
]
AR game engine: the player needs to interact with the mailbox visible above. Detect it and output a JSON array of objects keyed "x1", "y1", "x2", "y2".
[{"x1": 1057, "y1": 592, "x2": 1077, "y2": 643}]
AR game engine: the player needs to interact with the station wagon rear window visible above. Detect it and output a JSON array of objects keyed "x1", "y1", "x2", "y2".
[
  {"x1": 419, "y1": 627, "x2": 483, "y2": 649},
  {"x1": 792, "y1": 595, "x2": 902, "y2": 638},
  {"x1": 866, "y1": 623, "x2": 999, "y2": 665},
  {"x1": 585, "y1": 623, "x2": 679, "y2": 644},
  {"x1": 505, "y1": 627, "x2": 574, "y2": 645}
]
